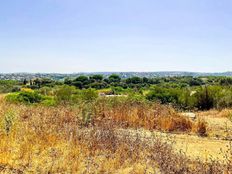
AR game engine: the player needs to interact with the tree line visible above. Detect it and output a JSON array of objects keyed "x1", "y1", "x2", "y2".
[{"x1": 3, "y1": 75, "x2": 232, "y2": 111}]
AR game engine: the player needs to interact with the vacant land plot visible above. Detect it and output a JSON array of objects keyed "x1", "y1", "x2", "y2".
[{"x1": 0, "y1": 94, "x2": 232, "y2": 173}]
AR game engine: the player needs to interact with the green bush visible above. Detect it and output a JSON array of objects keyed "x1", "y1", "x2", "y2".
[
  {"x1": 20, "y1": 91, "x2": 43, "y2": 103},
  {"x1": 0, "y1": 80, "x2": 20, "y2": 93},
  {"x1": 178, "y1": 89, "x2": 197, "y2": 110},
  {"x1": 195, "y1": 86, "x2": 214, "y2": 110},
  {"x1": 38, "y1": 86, "x2": 53, "y2": 96},
  {"x1": 41, "y1": 97, "x2": 56, "y2": 106},
  {"x1": 5, "y1": 93, "x2": 19, "y2": 103},
  {"x1": 54, "y1": 85, "x2": 77, "y2": 104},
  {"x1": 111, "y1": 86, "x2": 125, "y2": 95},
  {"x1": 6, "y1": 91, "x2": 43, "y2": 104},
  {"x1": 80, "y1": 88, "x2": 98, "y2": 102},
  {"x1": 146, "y1": 87, "x2": 179, "y2": 104},
  {"x1": 127, "y1": 92, "x2": 145, "y2": 103}
]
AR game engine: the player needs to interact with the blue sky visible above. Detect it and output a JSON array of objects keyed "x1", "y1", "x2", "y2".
[{"x1": 0, "y1": 0, "x2": 232, "y2": 73}]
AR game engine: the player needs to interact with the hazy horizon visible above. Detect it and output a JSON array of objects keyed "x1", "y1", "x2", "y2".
[
  {"x1": 1, "y1": 0, "x2": 232, "y2": 73},
  {"x1": 1, "y1": 70, "x2": 232, "y2": 74}
]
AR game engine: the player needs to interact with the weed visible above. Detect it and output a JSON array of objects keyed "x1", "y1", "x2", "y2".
[{"x1": 1, "y1": 109, "x2": 17, "y2": 135}]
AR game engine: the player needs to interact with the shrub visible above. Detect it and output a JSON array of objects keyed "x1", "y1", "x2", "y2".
[
  {"x1": 41, "y1": 97, "x2": 56, "y2": 106},
  {"x1": 80, "y1": 103, "x2": 94, "y2": 126},
  {"x1": 5, "y1": 93, "x2": 19, "y2": 103},
  {"x1": 54, "y1": 85, "x2": 77, "y2": 104},
  {"x1": 19, "y1": 91, "x2": 43, "y2": 103},
  {"x1": 80, "y1": 88, "x2": 98, "y2": 102},
  {"x1": 178, "y1": 89, "x2": 197, "y2": 110},
  {"x1": 157, "y1": 115, "x2": 193, "y2": 132},
  {"x1": 1, "y1": 110, "x2": 17, "y2": 135},
  {"x1": 38, "y1": 86, "x2": 53, "y2": 96},
  {"x1": 97, "y1": 88, "x2": 113, "y2": 95},
  {"x1": 21, "y1": 88, "x2": 34, "y2": 92},
  {"x1": 146, "y1": 87, "x2": 179, "y2": 104},
  {"x1": 193, "y1": 119, "x2": 207, "y2": 137},
  {"x1": 11, "y1": 86, "x2": 21, "y2": 92},
  {"x1": 0, "y1": 80, "x2": 19, "y2": 93},
  {"x1": 195, "y1": 86, "x2": 214, "y2": 110},
  {"x1": 127, "y1": 92, "x2": 145, "y2": 103},
  {"x1": 6, "y1": 91, "x2": 43, "y2": 104},
  {"x1": 111, "y1": 86, "x2": 125, "y2": 95}
]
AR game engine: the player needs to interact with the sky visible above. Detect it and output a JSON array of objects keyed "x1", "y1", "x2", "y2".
[{"x1": 0, "y1": 0, "x2": 232, "y2": 73}]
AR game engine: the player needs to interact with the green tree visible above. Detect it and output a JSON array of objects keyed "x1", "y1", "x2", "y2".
[
  {"x1": 90, "y1": 74, "x2": 103, "y2": 82},
  {"x1": 108, "y1": 74, "x2": 121, "y2": 83},
  {"x1": 196, "y1": 86, "x2": 214, "y2": 110},
  {"x1": 72, "y1": 76, "x2": 89, "y2": 89}
]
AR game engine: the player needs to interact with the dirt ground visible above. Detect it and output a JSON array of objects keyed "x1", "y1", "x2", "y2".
[
  {"x1": 168, "y1": 110, "x2": 232, "y2": 161},
  {"x1": 117, "y1": 110, "x2": 232, "y2": 162}
]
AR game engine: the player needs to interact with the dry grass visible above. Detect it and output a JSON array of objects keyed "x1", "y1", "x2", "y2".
[
  {"x1": 0, "y1": 129, "x2": 161, "y2": 173},
  {"x1": 0, "y1": 97, "x2": 230, "y2": 173},
  {"x1": 0, "y1": 102, "x2": 160, "y2": 173},
  {"x1": 0, "y1": 115, "x2": 229, "y2": 173},
  {"x1": 196, "y1": 109, "x2": 232, "y2": 139},
  {"x1": 2, "y1": 96, "x2": 205, "y2": 135},
  {"x1": 94, "y1": 98, "x2": 205, "y2": 135},
  {"x1": 197, "y1": 109, "x2": 232, "y2": 118}
]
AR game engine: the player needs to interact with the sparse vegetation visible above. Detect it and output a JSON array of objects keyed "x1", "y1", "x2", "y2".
[
  {"x1": 1, "y1": 75, "x2": 232, "y2": 173},
  {"x1": 0, "y1": 100, "x2": 230, "y2": 173}
]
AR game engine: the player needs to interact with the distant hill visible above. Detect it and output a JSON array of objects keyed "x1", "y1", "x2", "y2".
[{"x1": 1, "y1": 71, "x2": 232, "y2": 81}]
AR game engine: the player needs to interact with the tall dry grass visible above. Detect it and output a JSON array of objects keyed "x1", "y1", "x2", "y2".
[
  {"x1": 0, "y1": 112, "x2": 230, "y2": 173},
  {"x1": 0, "y1": 97, "x2": 223, "y2": 173},
  {"x1": 93, "y1": 97, "x2": 206, "y2": 135}
]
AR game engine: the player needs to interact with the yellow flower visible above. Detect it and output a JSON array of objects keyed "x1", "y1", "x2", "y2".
[{"x1": 21, "y1": 88, "x2": 34, "y2": 92}]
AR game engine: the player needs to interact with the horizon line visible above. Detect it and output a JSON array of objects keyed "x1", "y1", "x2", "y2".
[{"x1": 0, "y1": 71, "x2": 232, "y2": 74}]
